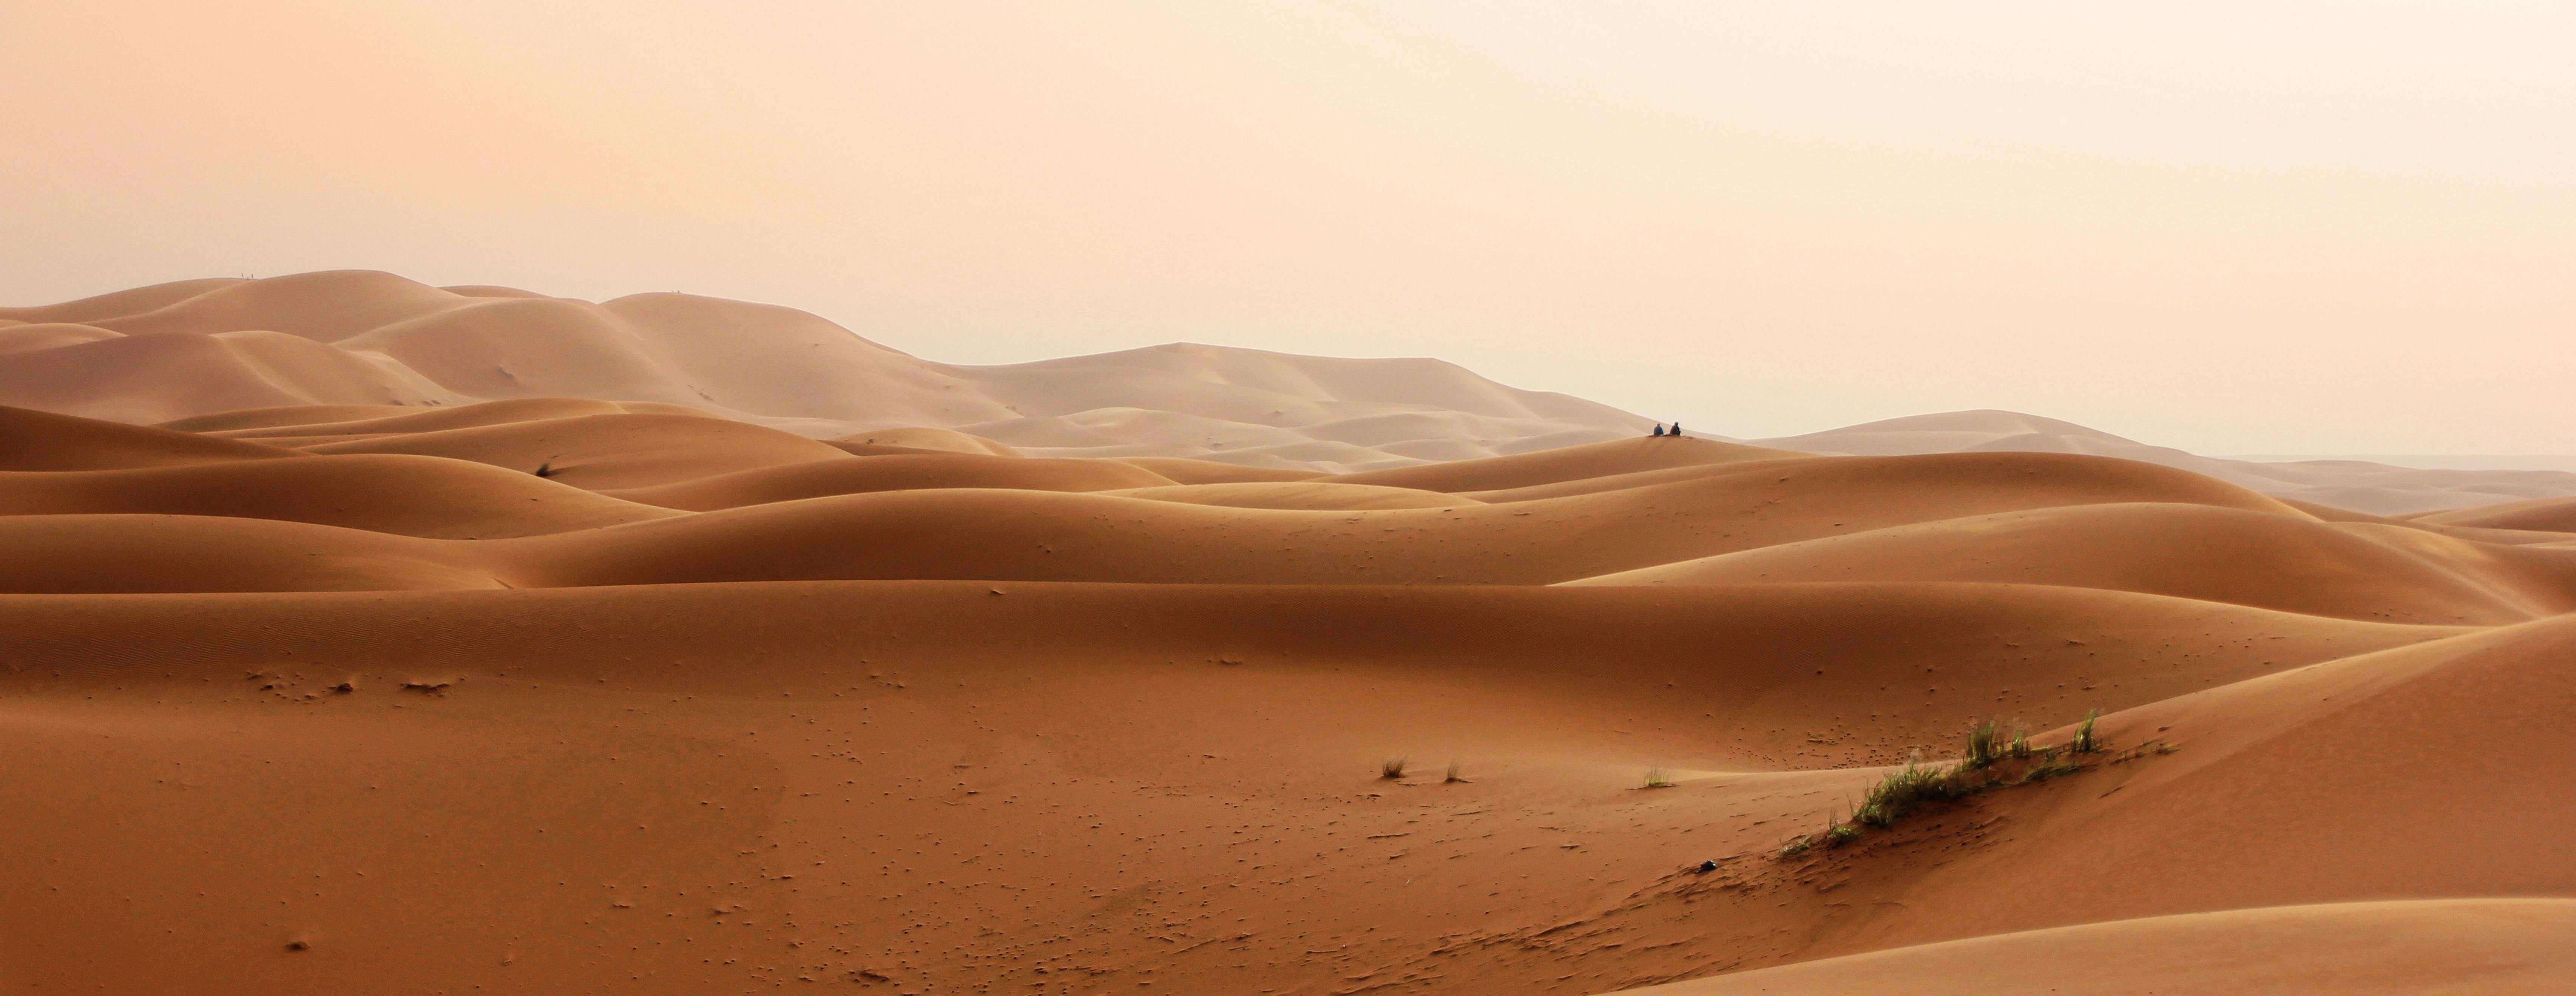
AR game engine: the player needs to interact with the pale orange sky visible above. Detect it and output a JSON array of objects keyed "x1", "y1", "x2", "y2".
[{"x1": 4, "y1": 2, "x2": 2570, "y2": 453}]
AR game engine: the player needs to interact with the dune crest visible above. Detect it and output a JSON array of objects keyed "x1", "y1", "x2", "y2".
[
  {"x1": 14, "y1": 273, "x2": 2568, "y2": 514},
  {"x1": 3, "y1": 283, "x2": 2572, "y2": 994}
]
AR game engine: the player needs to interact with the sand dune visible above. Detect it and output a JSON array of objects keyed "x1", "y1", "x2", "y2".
[
  {"x1": 1629, "y1": 900, "x2": 2576, "y2": 995},
  {"x1": 0, "y1": 578, "x2": 2475, "y2": 993},
  {"x1": 12, "y1": 272, "x2": 2569, "y2": 513},
  {"x1": 5, "y1": 277, "x2": 2574, "y2": 993},
  {"x1": 0, "y1": 454, "x2": 678, "y2": 538},
  {"x1": 298, "y1": 413, "x2": 853, "y2": 489},
  {"x1": 1765, "y1": 409, "x2": 2576, "y2": 515},
  {"x1": 1108, "y1": 481, "x2": 1472, "y2": 510},
  {"x1": 2418, "y1": 495, "x2": 2576, "y2": 534},
  {"x1": 606, "y1": 453, "x2": 1176, "y2": 511},
  {"x1": 1570, "y1": 501, "x2": 2576, "y2": 625},
  {"x1": 1, "y1": 404, "x2": 305, "y2": 472}
]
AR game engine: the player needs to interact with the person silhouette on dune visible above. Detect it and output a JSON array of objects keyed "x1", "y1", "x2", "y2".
[
  {"x1": 1669, "y1": 422, "x2": 1684, "y2": 438},
  {"x1": 1651, "y1": 424, "x2": 1665, "y2": 437}
]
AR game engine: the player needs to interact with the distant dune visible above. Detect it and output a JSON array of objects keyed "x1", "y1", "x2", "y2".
[
  {"x1": 4, "y1": 274, "x2": 2573, "y2": 994},
  {"x1": 10, "y1": 272, "x2": 2571, "y2": 513},
  {"x1": 1759, "y1": 409, "x2": 2576, "y2": 515}
]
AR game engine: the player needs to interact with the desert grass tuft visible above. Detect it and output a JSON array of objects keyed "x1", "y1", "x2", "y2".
[
  {"x1": 1381, "y1": 756, "x2": 1407, "y2": 779},
  {"x1": 1852, "y1": 759, "x2": 1974, "y2": 827},
  {"x1": 533, "y1": 461, "x2": 558, "y2": 478},
  {"x1": 1962, "y1": 719, "x2": 2000, "y2": 771},
  {"x1": 1444, "y1": 759, "x2": 1468, "y2": 783},
  {"x1": 1643, "y1": 766, "x2": 1673, "y2": 789},
  {"x1": 2071, "y1": 708, "x2": 2102, "y2": 754},
  {"x1": 1778, "y1": 707, "x2": 2123, "y2": 860}
]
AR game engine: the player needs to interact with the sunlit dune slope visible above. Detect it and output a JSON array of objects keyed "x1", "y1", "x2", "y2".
[
  {"x1": 0, "y1": 444, "x2": 2343, "y2": 594},
  {"x1": 1624, "y1": 899, "x2": 2576, "y2": 996},
  {"x1": 1321, "y1": 436, "x2": 1805, "y2": 492},
  {"x1": 296, "y1": 413, "x2": 853, "y2": 489},
  {"x1": 1115, "y1": 456, "x2": 1324, "y2": 484},
  {"x1": 158, "y1": 403, "x2": 422, "y2": 432},
  {"x1": 2419, "y1": 495, "x2": 2576, "y2": 534},
  {"x1": 1764, "y1": 409, "x2": 2576, "y2": 515},
  {"x1": 1568, "y1": 501, "x2": 2576, "y2": 625},
  {"x1": 605, "y1": 453, "x2": 1176, "y2": 511},
  {"x1": 1108, "y1": 481, "x2": 1471, "y2": 510}
]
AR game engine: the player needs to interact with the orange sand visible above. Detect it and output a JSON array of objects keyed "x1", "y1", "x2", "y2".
[{"x1": 2, "y1": 274, "x2": 2571, "y2": 994}]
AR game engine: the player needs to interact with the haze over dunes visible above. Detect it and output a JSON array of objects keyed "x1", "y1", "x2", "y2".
[
  {"x1": 8, "y1": 272, "x2": 2573, "y2": 515},
  {"x1": 4, "y1": 301, "x2": 2574, "y2": 992}
]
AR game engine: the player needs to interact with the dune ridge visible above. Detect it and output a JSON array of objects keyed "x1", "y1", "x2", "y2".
[
  {"x1": 11, "y1": 272, "x2": 2573, "y2": 514},
  {"x1": 2, "y1": 287, "x2": 2573, "y2": 993}
]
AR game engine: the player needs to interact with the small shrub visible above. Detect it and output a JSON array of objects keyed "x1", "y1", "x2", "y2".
[
  {"x1": 1852, "y1": 759, "x2": 1971, "y2": 827},
  {"x1": 1963, "y1": 719, "x2": 2000, "y2": 771},
  {"x1": 533, "y1": 461, "x2": 558, "y2": 478},
  {"x1": 1444, "y1": 759, "x2": 1468, "y2": 783},
  {"x1": 1643, "y1": 766, "x2": 1673, "y2": 789},
  {"x1": 1774, "y1": 707, "x2": 2123, "y2": 861},
  {"x1": 1381, "y1": 756, "x2": 1406, "y2": 779}
]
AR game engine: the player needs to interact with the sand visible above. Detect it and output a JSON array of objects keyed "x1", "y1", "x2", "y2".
[
  {"x1": 11, "y1": 271, "x2": 2573, "y2": 513},
  {"x1": 2, "y1": 273, "x2": 2572, "y2": 994}
]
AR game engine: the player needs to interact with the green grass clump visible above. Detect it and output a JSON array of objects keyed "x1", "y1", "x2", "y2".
[
  {"x1": 2071, "y1": 709, "x2": 2102, "y2": 755},
  {"x1": 1778, "y1": 708, "x2": 2118, "y2": 859},
  {"x1": 1962, "y1": 719, "x2": 2000, "y2": 771},
  {"x1": 1643, "y1": 766, "x2": 1673, "y2": 789},
  {"x1": 1852, "y1": 758, "x2": 1974, "y2": 827}
]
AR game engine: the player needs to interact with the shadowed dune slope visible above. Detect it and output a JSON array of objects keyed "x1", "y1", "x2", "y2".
[
  {"x1": 1, "y1": 405, "x2": 307, "y2": 472},
  {"x1": 1568, "y1": 502, "x2": 2576, "y2": 625},
  {"x1": 1625, "y1": 900, "x2": 2576, "y2": 996},
  {"x1": 0, "y1": 455, "x2": 680, "y2": 538}
]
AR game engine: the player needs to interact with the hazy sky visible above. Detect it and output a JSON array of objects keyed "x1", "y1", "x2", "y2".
[{"x1": 5, "y1": 2, "x2": 2570, "y2": 453}]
